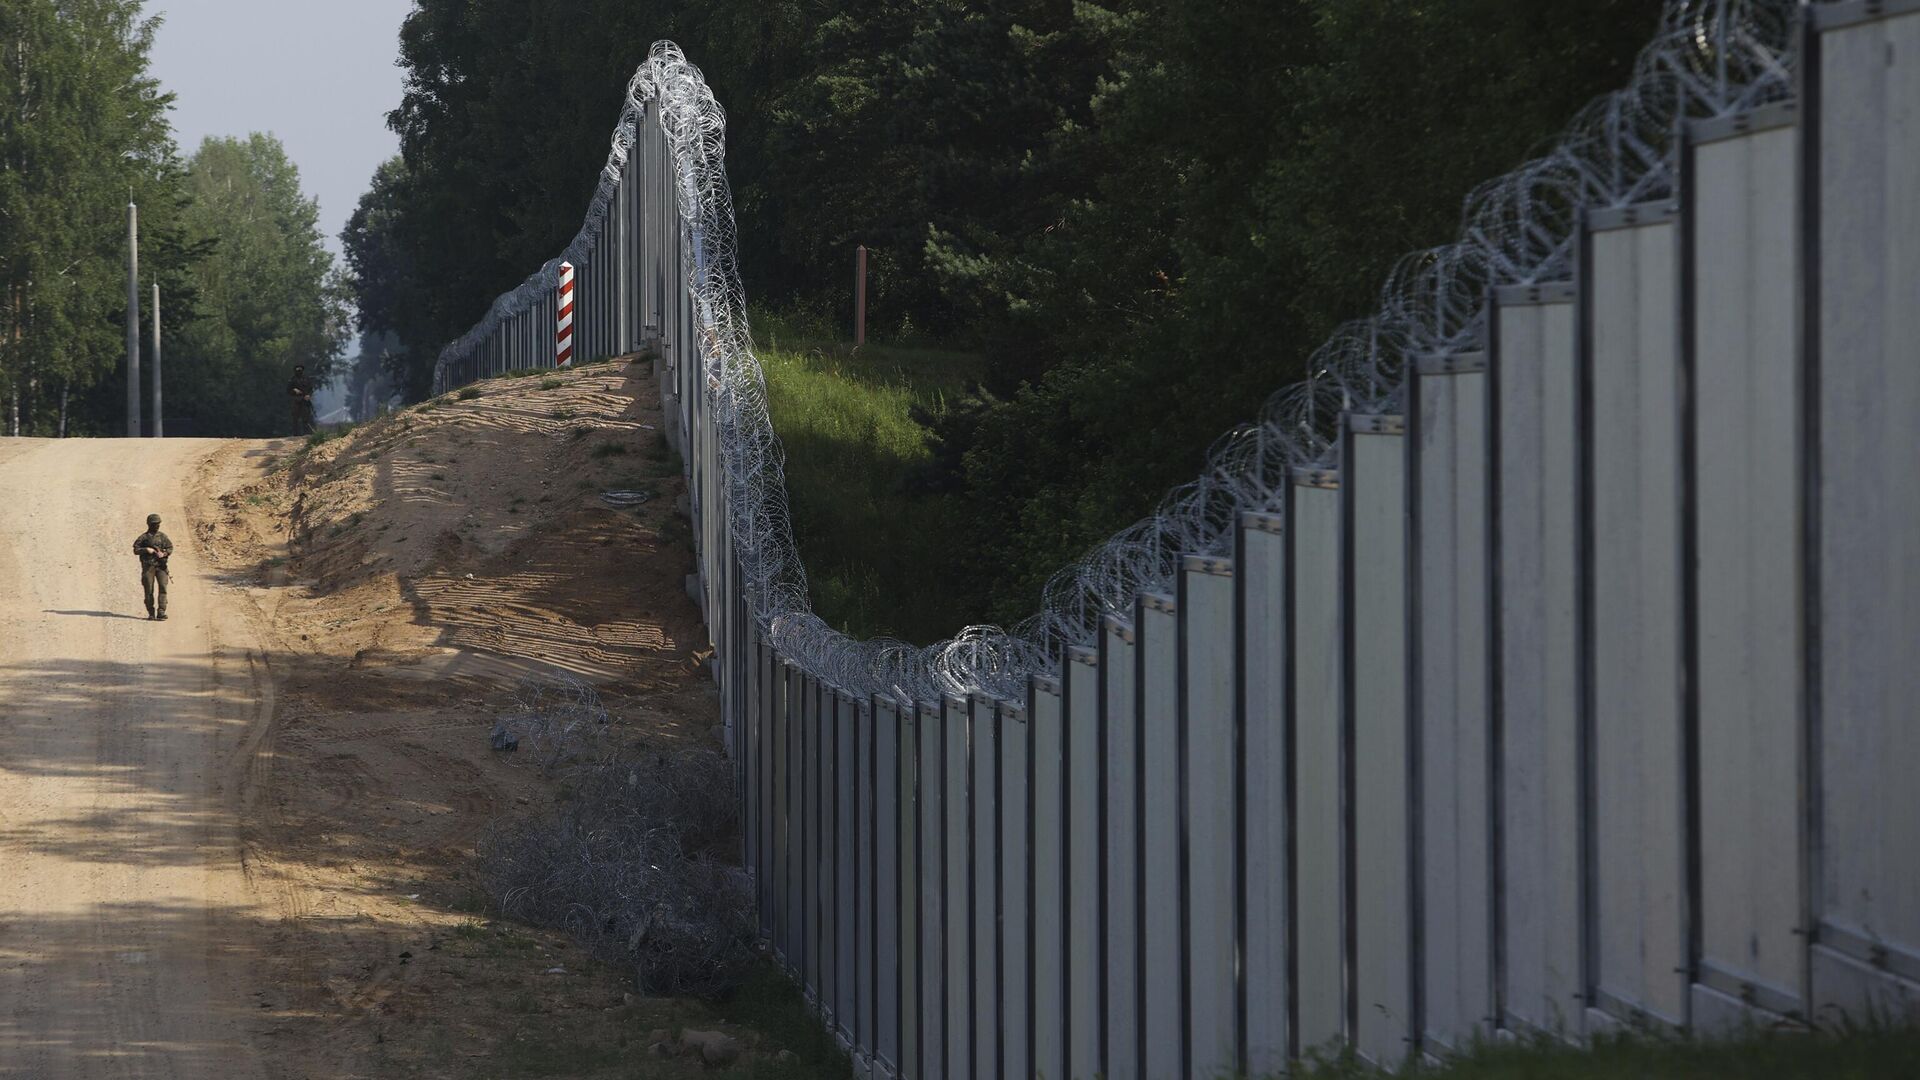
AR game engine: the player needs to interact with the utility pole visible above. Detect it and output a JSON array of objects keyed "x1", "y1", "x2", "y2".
[
  {"x1": 151, "y1": 284, "x2": 163, "y2": 437},
  {"x1": 126, "y1": 202, "x2": 140, "y2": 438}
]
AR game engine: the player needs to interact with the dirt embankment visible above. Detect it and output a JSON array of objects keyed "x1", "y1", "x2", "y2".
[{"x1": 194, "y1": 360, "x2": 816, "y2": 1078}]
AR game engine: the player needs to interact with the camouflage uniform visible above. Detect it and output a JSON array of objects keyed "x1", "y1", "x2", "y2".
[
  {"x1": 133, "y1": 517, "x2": 173, "y2": 620},
  {"x1": 288, "y1": 371, "x2": 316, "y2": 435}
]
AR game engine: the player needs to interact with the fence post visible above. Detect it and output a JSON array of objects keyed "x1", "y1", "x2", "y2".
[
  {"x1": 558, "y1": 262, "x2": 576, "y2": 367},
  {"x1": 855, "y1": 245, "x2": 868, "y2": 347}
]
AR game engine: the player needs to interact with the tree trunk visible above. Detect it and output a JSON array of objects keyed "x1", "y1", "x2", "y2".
[{"x1": 59, "y1": 382, "x2": 68, "y2": 438}]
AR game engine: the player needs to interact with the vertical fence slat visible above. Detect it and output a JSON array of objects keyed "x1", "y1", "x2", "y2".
[
  {"x1": 971, "y1": 696, "x2": 1000, "y2": 1080},
  {"x1": 1064, "y1": 650, "x2": 1101, "y2": 1080},
  {"x1": 1348, "y1": 418, "x2": 1416, "y2": 1065},
  {"x1": 917, "y1": 701, "x2": 946, "y2": 1080},
  {"x1": 1493, "y1": 290, "x2": 1585, "y2": 1039},
  {"x1": 1100, "y1": 617, "x2": 1140, "y2": 1080},
  {"x1": 875, "y1": 698, "x2": 904, "y2": 1074},
  {"x1": 1414, "y1": 356, "x2": 1495, "y2": 1050},
  {"x1": 900, "y1": 701, "x2": 922, "y2": 1077},
  {"x1": 1587, "y1": 211, "x2": 1688, "y2": 1028},
  {"x1": 944, "y1": 696, "x2": 972, "y2": 1080},
  {"x1": 1031, "y1": 676, "x2": 1068, "y2": 1080},
  {"x1": 1000, "y1": 699, "x2": 1033, "y2": 1080},
  {"x1": 1291, "y1": 474, "x2": 1347, "y2": 1055},
  {"x1": 838, "y1": 692, "x2": 859, "y2": 1035},
  {"x1": 1689, "y1": 114, "x2": 1807, "y2": 1028},
  {"x1": 1811, "y1": 7, "x2": 1920, "y2": 1016},
  {"x1": 1139, "y1": 592, "x2": 1184, "y2": 1079},
  {"x1": 1182, "y1": 557, "x2": 1239, "y2": 1079},
  {"x1": 1239, "y1": 513, "x2": 1292, "y2": 1072}
]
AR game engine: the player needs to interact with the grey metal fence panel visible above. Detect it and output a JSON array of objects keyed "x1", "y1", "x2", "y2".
[
  {"x1": 781, "y1": 662, "x2": 799, "y2": 965},
  {"x1": 1587, "y1": 214, "x2": 1688, "y2": 1027},
  {"x1": 1691, "y1": 116, "x2": 1806, "y2": 1024},
  {"x1": 1238, "y1": 513, "x2": 1291, "y2": 1072},
  {"x1": 1813, "y1": 7, "x2": 1920, "y2": 1014},
  {"x1": 1031, "y1": 677, "x2": 1068, "y2": 1080},
  {"x1": 876, "y1": 698, "x2": 903, "y2": 1072},
  {"x1": 1099, "y1": 616, "x2": 1140, "y2": 1080},
  {"x1": 1292, "y1": 478, "x2": 1347, "y2": 1055},
  {"x1": 1000, "y1": 699, "x2": 1033, "y2": 1080},
  {"x1": 751, "y1": 633, "x2": 767, "y2": 934},
  {"x1": 857, "y1": 697, "x2": 876, "y2": 1057},
  {"x1": 839, "y1": 693, "x2": 860, "y2": 1034},
  {"x1": 808, "y1": 678, "x2": 827, "y2": 1003},
  {"x1": 901, "y1": 702, "x2": 922, "y2": 1078},
  {"x1": 1064, "y1": 649, "x2": 1101, "y2": 1080},
  {"x1": 917, "y1": 701, "x2": 946, "y2": 1080},
  {"x1": 1349, "y1": 422, "x2": 1415, "y2": 1065},
  {"x1": 971, "y1": 696, "x2": 1000, "y2": 1080},
  {"x1": 1138, "y1": 592, "x2": 1184, "y2": 1080},
  {"x1": 1182, "y1": 558, "x2": 1239, "y2": 1079},
  {"x1": 1413, "y1": 361, "x2": 1494, "y2": 1050},
  {"x1": 943, "y1": 696, "x2": 972, "y2": 1080},
  {"x1": 1494, "y1": 294, "x2": 1585, "y2": 1038}
]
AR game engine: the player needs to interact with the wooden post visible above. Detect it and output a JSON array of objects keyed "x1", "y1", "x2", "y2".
[{"x1": 855, "y1": 245, "x2": 869, "y2": 347}]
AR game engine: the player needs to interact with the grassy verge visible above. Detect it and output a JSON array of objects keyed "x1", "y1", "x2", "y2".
[
  {"x1": 754, "y1": 313, "x2": 982, "y2": 644},
  {"x1": 1292, "y1": 1023, "x2": 1920, "y2": 1079}
]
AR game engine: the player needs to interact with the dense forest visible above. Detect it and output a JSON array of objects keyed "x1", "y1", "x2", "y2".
[
  {"x1": 349, "y1": 0, "x2": 1668, "y2": 627},
  {"x1": 0, "y1": 0, "x2": 345, "y2": 438}
]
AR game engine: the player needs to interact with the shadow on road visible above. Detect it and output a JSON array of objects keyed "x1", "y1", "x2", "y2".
[{"x1": 42, "y1": 609, "x2": 149, "y2": 621}]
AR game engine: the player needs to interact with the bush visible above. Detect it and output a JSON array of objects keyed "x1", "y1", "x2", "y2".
[
  {"x1": 539, "y1": 377, "x2": 564, "y2": 391},
  {"x1": 457, "y1": 386, "x2": 481, "y2": 400}
]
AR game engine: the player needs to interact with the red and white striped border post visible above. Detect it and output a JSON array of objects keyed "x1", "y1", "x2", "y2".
[{"x1": 556, "y1": 261, "x2": 576, "y2": 367}]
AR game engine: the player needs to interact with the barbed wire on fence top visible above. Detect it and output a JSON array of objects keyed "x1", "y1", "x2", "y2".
[{"x1": 431, "y1": 1, "x2": 1801, "y2": 707}]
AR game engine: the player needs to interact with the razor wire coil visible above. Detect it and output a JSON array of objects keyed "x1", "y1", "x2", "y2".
[{"x1": 432, "y1": 1, "x2": 1801, "y2": 707}]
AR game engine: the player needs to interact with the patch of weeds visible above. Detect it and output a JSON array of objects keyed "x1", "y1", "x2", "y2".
[
  {"x1": 492, "y1": 1031, "x2": 626, "y2": 1077},
  {"x1": 431, "y1": 472, "x2": 446, "y2": 482},
  {"x1": 539, "y1": 377, "x2": 564, "y2": 391},
  {"x1": 720, "y1": 967, "x2": 854, "y2": 1078},
  {"x1": 457, "y1": 386, "x2": 482, "y2": 401},
  {"x1": 305, "y1": 424, "x2": 353, "y2": 449},
  {"x1": 551, "y1": 407, "x2": 577, "y2": 421},
  {"x1": 590, "y1": 442, "x2": 628, "y2": 460}
]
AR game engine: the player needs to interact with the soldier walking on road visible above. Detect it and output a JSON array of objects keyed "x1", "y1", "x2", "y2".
[{"x1": 134, "y1": 513, "x2": 173, "y2": 621}]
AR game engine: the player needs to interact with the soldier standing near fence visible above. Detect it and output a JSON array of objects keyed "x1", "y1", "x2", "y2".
[{"x1": 133, "y1": 513, "x2": 172, "y2": 621}]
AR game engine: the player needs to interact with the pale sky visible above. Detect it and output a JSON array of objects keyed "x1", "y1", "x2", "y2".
[{"x1": 147, "y1": 0, "x2": 417, "y2": 261}]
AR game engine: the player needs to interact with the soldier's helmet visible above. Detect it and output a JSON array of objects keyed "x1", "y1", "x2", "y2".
[{"x1": 147, "y1": 513, "x2": 161, "y2": 527}]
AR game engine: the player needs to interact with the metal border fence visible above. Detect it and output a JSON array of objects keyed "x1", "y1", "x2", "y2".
[{"x1": 434, "y1": 2, "x2": 1920, "y2": 1075}]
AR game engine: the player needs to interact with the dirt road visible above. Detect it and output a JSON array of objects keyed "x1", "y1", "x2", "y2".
[{"x1": 0, "y1": 438, "x2": 266, "y2": 1078}]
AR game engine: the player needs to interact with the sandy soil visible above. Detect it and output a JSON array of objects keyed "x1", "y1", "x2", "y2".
[{"x1": 0, "y1": 361, "x2": 818, "y2": 1079}]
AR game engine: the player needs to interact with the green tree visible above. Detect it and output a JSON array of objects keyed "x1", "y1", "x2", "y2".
[
  {"x1": 168, "y1": 134, "x2": 350, "y2": 436},
  {"x1": 0, "y1": 0, "x2": 199, "y2": 436}
]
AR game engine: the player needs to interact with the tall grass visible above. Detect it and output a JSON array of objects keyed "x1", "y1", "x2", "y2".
[{"x1": 755, "y1": 313, "x2": 981, "y2": 644}]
